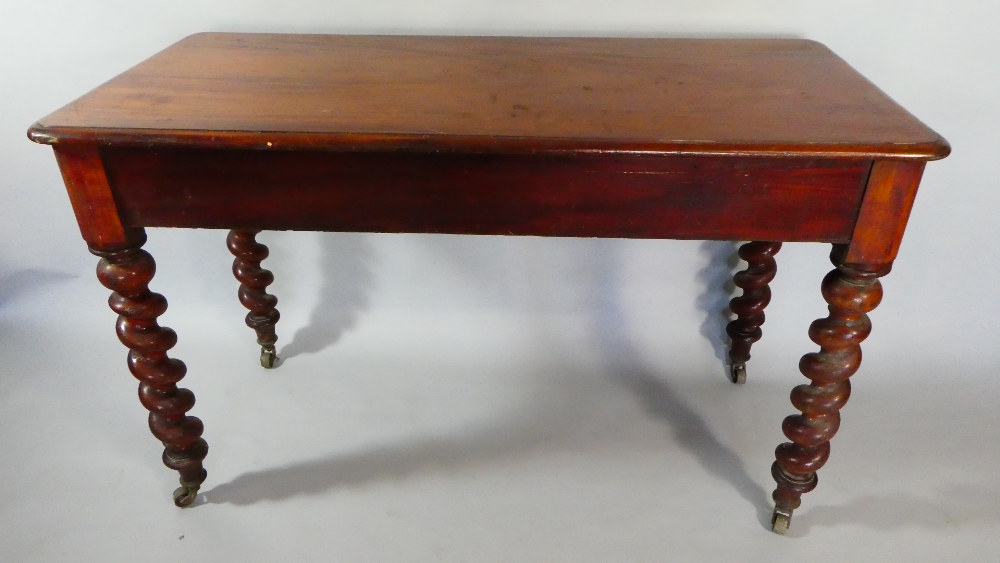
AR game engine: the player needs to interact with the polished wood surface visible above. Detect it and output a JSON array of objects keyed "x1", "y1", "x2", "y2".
[
  {"x1": 30, "y1": 33, "x2": 948, "y2": 159},
  {"x1": 53, "y1": 145, "x2": 136, "y2": 249},
  {"x1": 726, "y1": 241, "x2": 781, "y2": 383},
  {"x1": 101, "y1": 148, "x2": 870, "y2": 242},
  {"x1": 771, "y1": 250, "x2": 890, "y2": 529},
  {"x1": 28, "y1": 33, "x2": 950, "y2": 534},
  {"x1": 845, "y1": 160, "x2": 926, "y2": 265},
  {"x1": 92, "y1": 235, "x2": 207, "y2": 507},
  {"x1": 227, "y1": 230, "x2": 280, "y2": 368}
]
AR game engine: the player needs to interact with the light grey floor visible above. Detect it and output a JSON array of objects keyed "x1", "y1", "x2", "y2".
[{"x1": 2, "y1": 232, "x2": 996, "y2": 562}]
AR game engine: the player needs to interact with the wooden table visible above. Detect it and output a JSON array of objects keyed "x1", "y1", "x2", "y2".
[{"x1": 28, "y1": 33, "x2": 949, "y2": 534}]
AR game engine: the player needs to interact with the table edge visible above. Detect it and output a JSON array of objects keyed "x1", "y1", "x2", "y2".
[{"x1": 27, "y1": 124, "x2": 951, "y2": 160}]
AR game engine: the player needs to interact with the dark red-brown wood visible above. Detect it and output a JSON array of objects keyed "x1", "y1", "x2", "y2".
[
  {"x1": 27, "y1": 33, "x2": 950, "y2": 531},
  {"x1": 52, "y1": 144, "x2": 144, "y2": 250},
  {"x1": 726, "y1": 241, "x2": 781, "y2": 383},
  {"x1": 91, "y1": 232, "x2": 207, "y2": 507},
  {"x1": 28, "y1": 34, "x2": 949, "y2": 160},
  {"x1": 770, "y1": 247, "x2": 890, "y2": 533},
  {"x1": 846, "y1": 160, "x2": 926, "y2": 265},
  {"x1": 100, "y1": 148, "x2": 870, "y2": 242},
  {"x1": 227, "y1": 230, "x2": 280, "y2": 368}
]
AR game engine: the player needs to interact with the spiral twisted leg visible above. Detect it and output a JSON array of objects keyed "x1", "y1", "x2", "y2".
[
  {"x1": 726, "y1": 241, "x2": 781, "y2": 383},
  {"x1": 92, "y1": 238, "x2": 208, "y2": 507},
  {"x1": 227, "y1": 230, "x2": 280, "y2": 368},
  {"x1": 769, "y1": 249, "x2": 890, "y2": 534}
]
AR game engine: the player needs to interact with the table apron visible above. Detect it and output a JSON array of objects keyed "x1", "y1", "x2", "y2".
[{"x1": 100, "y1": 147, "x2": 871, "y2": 242}]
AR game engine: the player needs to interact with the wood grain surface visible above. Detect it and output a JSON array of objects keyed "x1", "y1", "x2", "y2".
[
  {"x1": 100, "y1": 147, "x2": 871, "y2": 241},
  {"x1": 29, "y1": 33, "x2": 948, "y2": 159},
  {"x1": 845, "y1": 160, "x2": 926, "y2": 265}
]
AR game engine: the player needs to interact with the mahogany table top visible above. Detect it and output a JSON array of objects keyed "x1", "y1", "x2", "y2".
[{"x1": 29, "y1": 33, "x2": 948, "y2": 160}]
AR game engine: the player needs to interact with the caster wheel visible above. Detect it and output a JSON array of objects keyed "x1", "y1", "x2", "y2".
[
  {"x1": 173, "y1": 484, "x2": 200, "y2": 508},
  {"x1": 730, "y1": 361, "x2": 747, "y2": 384},
  {"x1": 260, "y1": 347, "x2": 277, "y2": 369},
  {"x1": 771, "y1": 508, "x2": 792, "y2": 535}
]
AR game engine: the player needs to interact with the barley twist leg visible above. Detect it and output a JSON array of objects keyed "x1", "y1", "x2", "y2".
[
  {"x1": 227, "y1": 230, "x2": 280, "y2": 368},
  {"x1": 726, "y1": 241, "x2": 781, "y2": 383},
  {"x1": 770, "y1": 249, "x2": 889, "y2": 534},
  {"x1": 92, "y1": 237, "x2": 208, "y2": 507}
]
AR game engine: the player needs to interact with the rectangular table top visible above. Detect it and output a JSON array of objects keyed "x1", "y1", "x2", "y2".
[{"x1": 29, "y1": 33, "x2": 948, "y2": 160}]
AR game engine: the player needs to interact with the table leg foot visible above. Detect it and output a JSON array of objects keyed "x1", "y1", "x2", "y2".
[
  {"x1": 173, "y1": 480, "x2": 201, "y2": 508},
  {"x1": 260, "y1": 346, "x2": 277, "y2": 368},
  {"x1": 729, "y1": 361, "x2": 747, "y2": 384},
  {"x1": 227, "y1": 230, "x2": 280, "y2": 368},
  {"x1": 771, "y1": 507, "x2": 793, "y2": 535},
  {"x1": 726, "y1": 241, "x2": 780, "y2": 384},
  {"x1": 92, "y1": 234, "x2": 208, "y2": 507},
  {"x1": 771, "y1": 247, "x2": 890, "y2": 531}
]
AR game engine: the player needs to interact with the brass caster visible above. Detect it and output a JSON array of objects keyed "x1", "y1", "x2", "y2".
[
  {"x1": 730, "y1": 361, "x2": 747, "y2": 384},
  {"x1": 173, "y1": 482, "x2": 200, "y2": 508},
  {"x1": 771, "y1": 508, "x2": 792, "y2": 535},
  {"x1": 260, "y1": 347, "x2": 277, "y2": 369}
]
